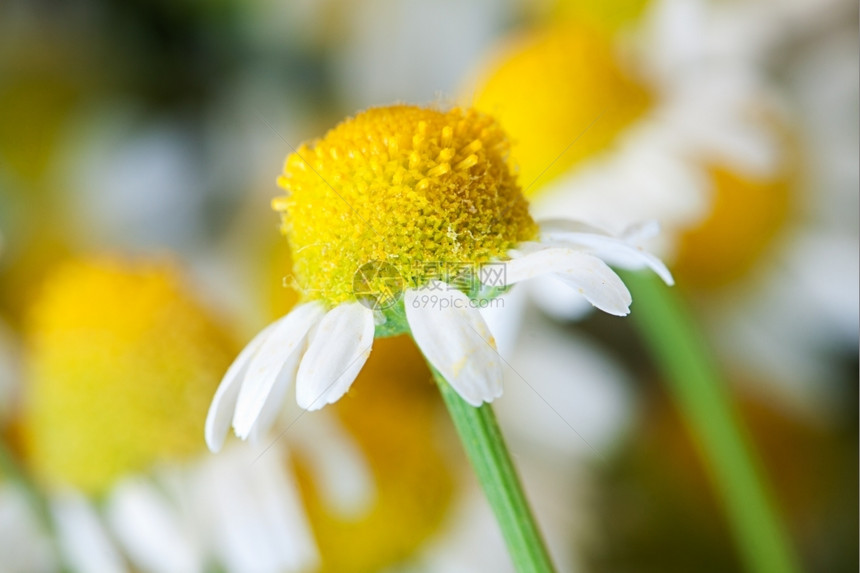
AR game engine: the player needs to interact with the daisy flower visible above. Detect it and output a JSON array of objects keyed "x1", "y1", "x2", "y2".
[
  {"x1": 694, "y1": 0, "x2": 859, "y2": 403},
  {"x1": 19, "y1": 257, "x2": 320, "y2": 573},
  {"x1": 466, "y1": 0, "x2": 787, "y2": 292},
  {"x1": 207, "y1": 104, "x2": 671, "y2": 447},
  {"x1": 465, "y1": 0, "x2": 856, "y2": 398}
]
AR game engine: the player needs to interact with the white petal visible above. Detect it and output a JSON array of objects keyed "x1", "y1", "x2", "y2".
[
  {"x1": 295, "y1": 303, "x2": 374, "y2": 410},
  {"x1": 493, "y1": 323, "x2": 633, "y2": 458},
  {"x1": 477, "y1": 287, "x2": 528, "y2": 358},
  {"x1": 536, "y1": 218, "x2": 613, "y2": 236},
  {"x1": 539, "y1": 218, "x2": 662, "y2": 243},
  {"x1": 106, "y1": 479, "x2": 202, "y2": 573},
  {"x1": 529, "y1": 126, "x2": 711, "y2": 245},
  {"x1": 195, "y1": 446, "x2": 318, "y2": 573},
  {"x1": 540, "y1": 229, "x2": 675, "y2": 286},
  {"x1": 205, "y1": 319, "x2": 280, "y2": 452},
  {"x1": 196, "y1": 456, "x2": 280, "y2": 572},
  {"x1": 503, "y1": 248, "x2": 632, "y2": 316},
  {"x1": 247, "y1": 365, "x2": 297, "y2": 444},
  {"x1": 51, "y1": 491, "x2": 127, "y2": 573},
  {"x1": 250, "y1": 449, "x2": 321, "y2": 571},
  {"x1": 526, "y1": 274, "x2": 595, "y2": 322},
  {"x1": 232, "y1": 303, "x2": 325, "y2": 439},
  {"x1": 0, "y1": 485, "x2": 57, "y2": 573},
  {"x1": 405, "y1": 283, "x2": 503, "y2": 406},
  {"x1": 620, "y1": 220, "x2": 661, "y2": 243}
]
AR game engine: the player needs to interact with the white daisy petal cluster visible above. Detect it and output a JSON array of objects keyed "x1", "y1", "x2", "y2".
[
  {"x1": 20, "y1": 418, "x2": 377, "y2": 573},
  {"x1": 206, "y1": 301, "x2": 374, "y2": 450},
  {"x1": 503, "y1": 220, "x2": 674, "y2": 317},
  {"x1": 47, "y1": 445, "x2": 319, "y2": 573}
]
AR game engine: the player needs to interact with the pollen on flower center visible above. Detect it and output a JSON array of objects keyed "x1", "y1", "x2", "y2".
[{"x1": 273, "y1": 105, "x2": 538, "y2": 307}]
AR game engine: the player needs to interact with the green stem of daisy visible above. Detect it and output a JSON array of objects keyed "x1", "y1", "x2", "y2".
[
  {"x1": 432, "y1": 368, "x2": 556, "y2": 573},
  {"x1": 623, "y1": 271, "x2": 801, "y2": 573}
]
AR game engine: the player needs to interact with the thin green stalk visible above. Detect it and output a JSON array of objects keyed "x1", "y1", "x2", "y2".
[
  {"x1": 623, "y1": 271, "x2": 801, "y2": 573},
  {"x1": 432, "y1": 368, "x2": 556, "y2": 573}
]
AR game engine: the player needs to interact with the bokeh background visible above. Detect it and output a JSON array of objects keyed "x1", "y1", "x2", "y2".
[{"x1": 0, "y1": 0, "x2": 857, "y2": 572}]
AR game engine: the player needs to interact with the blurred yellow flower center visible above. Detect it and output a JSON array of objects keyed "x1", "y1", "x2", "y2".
[
  {"x1": 21, "y1": 258, "x2": 235, "y2": 495},
  {"x1": 674, "y1": 163, "x2": 793, "y2": 289},
  {"x1": 273, "y1": 105, "x2": 537, "y2": 306},
  {"x1": 470, "y1": 23, "x2": 652, "y2": 195}
]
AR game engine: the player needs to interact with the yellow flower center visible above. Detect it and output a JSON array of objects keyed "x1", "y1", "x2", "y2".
[
  {"x1": 273, "y1": 105, "x2": 537, "y2": 307},
  {"x1": 469, "y1": 23, "x2": 652, "y2": 195},
  {"x1": 295, "y1": 335, "x2": 453, "y2": 573},
  {"x1": 21, "y1": 258, "x2": 235, "y2": 495}
]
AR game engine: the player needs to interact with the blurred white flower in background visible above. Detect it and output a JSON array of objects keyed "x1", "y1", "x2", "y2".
[
  {"x1": 490, "y1": 309, "x2": 635, "y2": 460},
  {"x1": 701, "y1": 0, "x2": 859, "y2": 412},
  {"x1": 466, "y1": 0, "x2": 857, "y2": 414},
  {"x1": 462, "y1": 0, "x2": 787, "y2": 322},
  {"x1": 56, "y1": 108, "x2": 209, "y2": 253},
  {"x1": 528, "y1": 0, "x2": 783, "y2": 256},
  {"x1": 420, "y1": 465, "x2": 591, "y2": 573},
  {"x1": 0, "y1": 485, "x2": 58, "y2": 573},
  {"x1": 47, "y1": 443, "x2": 320, "y2": 573},
  {"x1": 331, "y1": 0, "x2": 515, "y2": 109}
]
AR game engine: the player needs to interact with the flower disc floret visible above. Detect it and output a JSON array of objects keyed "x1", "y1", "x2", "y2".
[{"x1": 274, "y1": 105, "x2": 537, "y2": 307}]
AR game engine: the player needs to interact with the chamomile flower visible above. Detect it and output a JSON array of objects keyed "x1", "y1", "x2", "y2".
[
  {"x1": 19, "y1": 257, "x2": 319, "y2": 573},
  {"x1": 207, "y1": 104, "x2": 671, "y2": 447},
  {"x1": 696, "y1": 3, "x2": 859, "y2": 401},
  {"x1": 466, "y1": 0, "x2": 857, "y2": 402},
  {"x1": 464, "y1": 0, "x2": 790, "y2": 318}
]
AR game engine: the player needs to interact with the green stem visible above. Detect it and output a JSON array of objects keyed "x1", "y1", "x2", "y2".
[
  {"x1": 432, "y1": 368, "x2": 556, "y2": 573},
  {"x1": 623, "y1": 271, "x2": 801, "y2": 573}
]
